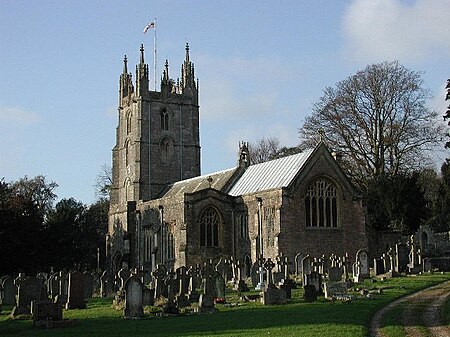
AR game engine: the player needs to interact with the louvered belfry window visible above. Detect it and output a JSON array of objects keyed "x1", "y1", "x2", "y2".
[{"x1": 305, "y1": 179, "x2": 338, "y2": 227}]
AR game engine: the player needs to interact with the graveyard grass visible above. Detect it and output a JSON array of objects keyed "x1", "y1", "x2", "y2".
[{"x1": 1, "y1": 273, "x2": 449, "y2": 337}]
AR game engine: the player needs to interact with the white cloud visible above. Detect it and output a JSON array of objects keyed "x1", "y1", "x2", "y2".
[
  {"x1": 0, "y1": 107, "x2": 39, "y2": 125},
  {"x1": 343, "y1": 0, "x2": 450, "y2": 62}
]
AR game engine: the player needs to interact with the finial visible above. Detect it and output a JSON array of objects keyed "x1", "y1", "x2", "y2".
[
  {"x1": 163, "y1": 60, "x2": 169, "y2": 81},
  {"x1": 123, "y1": 55, "x2": 128, "y2": 74},
  {"x1": 317, "y1": 128, "x2": 325, "y2": 143},
  {"x1": 140, "y1": 44, "x2": 145, "y2": 64},
  {"x1": 185, "y1": 42, "x2": 190, "y2": 62}
]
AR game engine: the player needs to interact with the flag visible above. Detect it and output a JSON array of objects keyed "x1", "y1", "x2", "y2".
[{"x1": 143, "y1": 21, "x2": 155, "y2": 34}]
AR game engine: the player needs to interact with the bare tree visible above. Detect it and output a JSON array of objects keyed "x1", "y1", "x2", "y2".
[
  {"x1": 248, "y1": 137, "x2": 281, "y2": 164},
  {"x1": 299, "y1": 61, "x2": 444, "y2": 187},
  {"x1": 95, "y1": 164, "x2": 112, "y2": 200}
]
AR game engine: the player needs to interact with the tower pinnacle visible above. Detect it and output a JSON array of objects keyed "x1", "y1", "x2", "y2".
[
  {"x1": 140, "y1": 44, "x2": 145, "y2": 64},
  {"x1": 123, "y1": 55, "x2": 128, "y2": 74}
]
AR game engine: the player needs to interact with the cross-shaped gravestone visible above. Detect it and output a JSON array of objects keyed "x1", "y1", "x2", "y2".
[
  {"x1": 264, "y1": 258, "x2": 276, "y2": 288},
  {"x1": 152, "y1": 264, "x2": 167, "y2": 299}
]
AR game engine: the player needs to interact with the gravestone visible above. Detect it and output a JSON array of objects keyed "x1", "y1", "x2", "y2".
[
  {"x1": 152, "y1": 264, "x2": 168, "y2": 300},
  {"x1": 234, "y1": 260, "x2": 249, "y2": 292},
  {"x1": 396, "y1": 243, "x2": 408, "y2": 273},
  {"x1": 303, "y1": 284, "x2": 317, "y2": 302},
  {"x1": 142, "y1": 262, "x2": 152, "y2": 286},
  {"x1": 250, "y1": 262, "x2": 259, "y2": 288},
  {"x1": 214, "y1": 271, "x2": 226, "y2": 300},
  {"x1": 163, "y1": 269, "x2": 179, "y2": 314},
  {"x1": 304, "y1": 271, "x2": 322, "y2": 294},
  {"x1": 188, "y1": 264, "x2": 201, "y2": 302},
  {"x1": 328, "y1": 266, "x2": 343, "y2": 282},
  {"x1": 118, "y1": 267, "x2": 131, "y2": 289},
  {"x1": 294, "y1": 253, "x2": 303, "y2": 276},
  {"x1": 198, "y1": 260, "x2": 216, "y2": 313},
  {"x1": 123, "y1": 275, "x2": 144, "y2": 319},
  {"x1": 142, "y1": 287, "x2": 155, "y2": 306},
  {"x1": 355, "y1": 249, "x2": 369, "y2": 280},
  {"x1": 11, "y1": 277, "x2": 47, "y2": 316},
  {"x1": 32, "y1": 300, "x2": 63, "y2": 323},
  {"x1": 374, "y1": 258, "x2": 384, "y2": 275},
  {"x1": 48, "y1": 273, "x2": 59, "y2": 300},
  {"x1": 83, "y1": 272, "x2": 94, "y2": 299},
  {"x1": 66, "y1": 271, "x2": 86, "y2": 309},
  {"x1": 323, "y1": 282, "x2": 348, "y2": 299},
  {"x1": 1, "y1": 276, "x2": 16, "y2": 305},
  {"x1": 100, "y1": 270, "x2": 114, "y2": 297},
  {"x1": 301, "y1": 255, "x2": 312, "y2": 286}
]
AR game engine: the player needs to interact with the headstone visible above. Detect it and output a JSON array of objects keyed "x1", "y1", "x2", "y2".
[
  {"x1": 152, "y1": 264, "x2": 168, "y2": 299},
  {"x1": 48, "y1": 273, "x2": 59, "y2": 300},
  {"x1": 294, "y1": 253, "x2": 303, "y2": 276},
  {"x1": 304, "y1": 271, "x2": 322, "y2": 293},
  {"x1": 142, "y1": 287, "x2": 155, "y2": 306},
  {"x1": 142, "y1": 262, "x2": 152, "y2": 286},
  {"x1": 323, "y1": 282, "x2": 348, "y2": 299},
  {"x1": 374, "y1": 258, "x2": 384, "y2": 275},
  {"x1": 355, "y1": 249, "x2": 369, "y2": 280},
  {"x1": 66, "y1": 271, "x2": 86, "y2": 309},
  {"x1": 197, "y1": 260, "x2": 216, "y2": 313},
  {"x1": 32, "y1": 300, "x2": 63, "y2": 322},
  {"x1": 301, "y1": 255, "x2": 311, "y2": 286},
  {"x1": 11, "y1": 277, "x2": 47, "y2": 316},
  {"x1": 118, "y1": 267, "x2": 131, "y2": 289},
  {"x1": 163, "y1": 269, "x2": 179, "y2": 314},
  {"x1": 303, "y1": 284, "x2": 317, "y2": 302},
  {"x1": 234, "y1": 260, "x2": 249, "y2": 292},
  {"x1": 83, "y1": 272, "x2": 94, "y2": 299},
  {"x1": 213, "y1": 271, "x2": 226, "y2": 300},
  {"x1": 123, "y1": 276, "x2": 144, "y2": 319},
  {"x1": 188, "y1": 264, "x2": 201, "y2": 302},
  {"x1": 328, "y1": 266, "x2": 343, "y2": 282},
  {"x1": 1, "y1": 276, "x2": 16, "y2": 305},
  {"x1": 250, "y1": 262, "x2": 259, "y2": 288},
  {"x1": 261, "y1": 287, "x2": 287, "y2": 305},
  {"x1": 100, "y1": 270, "x2": 114, "y2": 297},
  {"x1": 396, "y1": 243, "x2": 408, "y2": 273}
]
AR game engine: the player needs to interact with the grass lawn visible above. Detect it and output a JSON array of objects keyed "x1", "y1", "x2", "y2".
[{"x1": 0, "y1": 273, "x2": 449, "y2": 337}]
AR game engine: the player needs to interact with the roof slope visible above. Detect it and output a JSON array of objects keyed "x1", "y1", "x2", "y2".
[
  {"x1": 158, "y1": 168, "x2": 238, "y2": 198},
  {"x1": 228, "y1": 149, "x2": 314, "y2": 196}
]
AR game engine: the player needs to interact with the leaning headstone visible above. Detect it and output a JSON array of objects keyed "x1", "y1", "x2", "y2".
[
  {"x1": 66, "y1": 271, "x2": 86, "y2": 309},
  {"x1": 1, "y1": 276, "x2": 16, "y2": 305},
  {"x1": 123, "y1": 275, "x2": 144, "y2": 319},
  {"x1": 11, "y1": 277, "x2": 47, "y2": 316}
]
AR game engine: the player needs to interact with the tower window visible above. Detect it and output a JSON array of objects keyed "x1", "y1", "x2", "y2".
[
  {"x1": 305, "y1": 179, "x2": 338, "y2": 227},
  {"x1": 161, "y1": 109, "x2": 169, "y2": 131},
  {"x1": 126, "y1": 112, "x2": 132, "y2": 134},
  {"x1": 199, "y1": 207, "x2": 220, "y2": 247},
  {"x1": 160, "y1": 138, "x2": 173, "y2": 163}
]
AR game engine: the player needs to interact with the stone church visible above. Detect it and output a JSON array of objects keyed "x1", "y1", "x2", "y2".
[{"x1": 106, "y1": 44, "x2": 368, "y2": 276}]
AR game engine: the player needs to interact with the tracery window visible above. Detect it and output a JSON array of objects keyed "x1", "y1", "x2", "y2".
[
  {"x1": 161, "y1": 109, "x2": 169, "y2": 131},
  {"x1": 200, "y1": 207, "x2": 220, "y2": 247},
  {"x1": 160, "y1": 138, "x2": 173, "y2": 163},
  {"x1": 305, "y1": 179, "x2": 338, "y2": 227},
  {"x1": 126, "y1": 111, "x2": 132, "y2": 134}
]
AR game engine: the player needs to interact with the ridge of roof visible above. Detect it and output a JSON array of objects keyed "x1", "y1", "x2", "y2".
[{"x1": 228, "y1": 148, "x2": 314, "y2": 196}]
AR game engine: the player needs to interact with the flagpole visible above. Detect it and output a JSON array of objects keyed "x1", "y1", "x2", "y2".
[{"x1": 154, "y1": 18, "x2": 157, "y2": 91}]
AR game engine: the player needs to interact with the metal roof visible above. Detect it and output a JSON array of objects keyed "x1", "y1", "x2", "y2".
[{"x1": 228, "y1": 149, "x2": 314, "y2": 196}]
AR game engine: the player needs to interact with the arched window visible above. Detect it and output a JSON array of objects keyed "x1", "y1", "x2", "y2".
[
  {"x1": 160, "y1": 138, "x2": 173, "y2": 163},
  {"x1": 305, "y1": 179, "x2": 338, "y2": 227},
  {"x1": 125, "y1": 139, "x2": 131, "y2": 166},
  {"x1": 126, "y1": 111, "x2": 132, "y2": 134},
  {"x1": 199, "y1": 207, "x2": 220, "y2": 247},
  {"x1": 161, "y1": 109, "x2": 169, "y2": 131}
]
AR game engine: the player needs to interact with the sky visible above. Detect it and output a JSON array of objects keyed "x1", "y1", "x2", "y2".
[{"x1": 1, "y1": 0, "x2": 449, "y2": 205}]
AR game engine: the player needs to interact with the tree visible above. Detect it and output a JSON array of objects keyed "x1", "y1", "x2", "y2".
[
  {"x1": 248, "y1": 137, "x2": 280, "y2": 164},
  {"x1": 0, "y1": 176, "x2": 57, "y2": 274},
  {"x1": 95, "y1": 164, "x2": 112, "y2": 200},
  {"x1": 444, "y1": 79, "x2": 450, "y2": 149},
  {"x1": 300, "y1": 61, "x2": 443, "y2": 188}
]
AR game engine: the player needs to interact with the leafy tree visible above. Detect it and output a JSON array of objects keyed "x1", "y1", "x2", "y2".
[
  {"x1": 365, "y1": 172, "x2": 427, "y2": 233},
  {"x1": 300, "y1": 61, "x2": 443, "y2": 188}
]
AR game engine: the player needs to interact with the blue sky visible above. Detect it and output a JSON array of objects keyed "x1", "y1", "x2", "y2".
[{"x1": 1, "y1": 0, "x2": 449, "y2": 205}]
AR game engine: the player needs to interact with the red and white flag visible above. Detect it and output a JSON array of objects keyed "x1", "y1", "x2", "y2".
[{"x1": 143, "y1": 21, "x2": 155, "y2": 33}]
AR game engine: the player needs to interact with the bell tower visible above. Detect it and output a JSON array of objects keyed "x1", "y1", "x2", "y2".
[{"x1": 109, "y1": 43, "x2": 200, "y2": 226}]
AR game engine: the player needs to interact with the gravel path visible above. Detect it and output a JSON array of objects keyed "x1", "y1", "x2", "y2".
[{"x1": 369, "y1": 280, "x2": 450, "y2": 337}]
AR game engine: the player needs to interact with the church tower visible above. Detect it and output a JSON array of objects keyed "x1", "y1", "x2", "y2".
[{"x1": 109, "y1": 43, "x2": 200, "y2": 236}]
